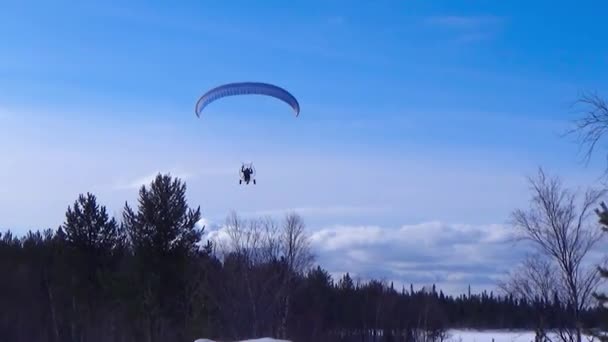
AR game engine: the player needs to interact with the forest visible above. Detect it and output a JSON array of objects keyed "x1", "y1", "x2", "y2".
[{"x1": 1, "y1": 174, "x2": 606, "y2": 342}]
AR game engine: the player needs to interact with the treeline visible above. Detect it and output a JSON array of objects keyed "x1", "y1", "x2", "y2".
[{"x1": 0, "y1": 174, "x2": 603, "y2": 342}]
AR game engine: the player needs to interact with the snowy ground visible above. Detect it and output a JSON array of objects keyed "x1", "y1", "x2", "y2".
[
  {"x1": 195, "y1": 330, "x2": 594, "y2": 342},
  {"x1": 448, "y1": 329, "x2": 594, "y2": 342},
  {"x1": 195, "y1": 338, "x2": 291, "y2": 342},
  {"x1": 448, "y1": 330, "x2": 536, "y2": 342}
]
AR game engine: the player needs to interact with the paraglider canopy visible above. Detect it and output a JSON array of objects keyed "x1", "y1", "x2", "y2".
[{"x1": 195, "y1": 82, "x2": 300, "y2": 117}]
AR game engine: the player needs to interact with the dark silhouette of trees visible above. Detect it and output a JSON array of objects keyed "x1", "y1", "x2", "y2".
[{"x1": 1, "y1": 173, "x2": 605, "y2": 342}]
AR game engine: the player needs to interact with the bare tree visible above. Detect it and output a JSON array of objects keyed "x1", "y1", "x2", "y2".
[
  {"x1": 211, "y1": 211, "x2": 314, "y2": 340},
  {"x1": 500, "y1": 254, "x2": 561, "y2": 342},
  {"x1": 224, "y1": 212, "x2": 275, "y2": 337},
  {"x1": 278, "y1": 212, "x2": 314, "y2": 339},
  {"x1": 280, "y1": 212, "x2": 314, "y2": 275},
  {"x1": 221, "y1": 211, "x2": 285, "y2": 265},
  {"x1": 510, "y1": 168, "x2": 606, "y2": 342}
]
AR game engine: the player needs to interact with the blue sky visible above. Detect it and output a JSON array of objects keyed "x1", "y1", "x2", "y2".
[{"x1": 2, "y1": 0, "x2": 608, "y2": 294}]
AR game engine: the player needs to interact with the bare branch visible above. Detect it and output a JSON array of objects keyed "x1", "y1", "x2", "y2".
[
  {"x1": 281, "y1": 212, "x2": 315, "y2": 275},
  {"x1": 508, "y1": 168, "x2": 606, "y2": 342},
  {"x1": 566, "y1": 92, "x2": 608, "y2": 174}
]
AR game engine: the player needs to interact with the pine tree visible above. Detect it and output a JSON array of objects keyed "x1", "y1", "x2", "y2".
[
  {"x1": 59, "y1": 193, "x2": 123, "y2": 290},
  {"x1": 122, "y1": 173, "x2": 203, "y2": 342},
  {"x1": 58, "y1": 192, "x2": 124, "y2": 342},
  {"x1": 338, "y1": 273, "x2": 354, "y2": 290},
  {"x1": 60, "y1": 193, "x2": 122, "y2": 254},
  {"x1": 123, "y1": 174, "x2": 202, "y2": 257}
]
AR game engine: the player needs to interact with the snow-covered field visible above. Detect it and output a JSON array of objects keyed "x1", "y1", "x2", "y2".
[
  {"x1": 195, "y1": 338, "x2": 291, "y2": 342},
  {"x1": 448, "y1": 329, "x2": 594, "y2": 342},
  {"x1": 195, "y1": 330, "x2": 594, "y2": 342},
  {"x1": 448, "y1": 330, "x2": 537, "y2": 342}
]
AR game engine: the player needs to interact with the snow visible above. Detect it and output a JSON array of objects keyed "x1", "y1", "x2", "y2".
[
  {"x1": 448, "y1": 329, "x2": 595, "y2": 342},
  {"x1": 194, "y1": 338, "x2": 291, "y2": 342},
  {"x1": 195, "y1": 330, "x2": 596, "y2": 342},
  {"x1": 448, "y1": 330, "x2": 537, "y2": 342}
]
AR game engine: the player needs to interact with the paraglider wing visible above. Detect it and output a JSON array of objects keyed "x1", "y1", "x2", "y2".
[{"x1": 195, "y1": 82, "x2": 300, "y2": 117}]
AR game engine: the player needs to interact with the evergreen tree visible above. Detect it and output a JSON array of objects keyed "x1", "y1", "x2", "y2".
[
  {"x1": 60, "y1": 192, "x2": 122, "y2": 254},
  {"x1": 123, "y1": 174, "x2": 202, "y2": 257},
  {"x1": 59, "y1": 192, "x2": 123, "y2": 294},
  {"x1": 122, "y1": 173, "x2": 203, "y2": 342},
  {"x1": 58, "y1": 192, "x2": 125, "y2": 342},
  {"x1": 338, "y1": 273, "x2": 354, "y2": 290}
]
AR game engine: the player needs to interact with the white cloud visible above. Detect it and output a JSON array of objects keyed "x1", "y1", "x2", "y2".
[
  {"x1": 311, "y1": 222, "x2": 515, "y2": 253},
  {"x1": 308, "y1": 221, "x2": 524, "y2": 294},
  {"x1": 307, "y1": 219, "x2": 608, "y2": 295},
  {"x1": 199, "y1": 218, "x2": 526, "y2": 295},
  {"x1": 196, "y1": 217, "x2": 209, "y2": 229}
]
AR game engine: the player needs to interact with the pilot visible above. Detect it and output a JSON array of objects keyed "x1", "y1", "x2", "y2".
[{"x1": 241, "y1": 165, "x2": 253, "y2": 184}]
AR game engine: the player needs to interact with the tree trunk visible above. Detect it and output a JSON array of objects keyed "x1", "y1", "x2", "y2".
[
  {"x1": 71, "y1": 293, "x2": 79, "y2": 342},
  {"x1": 44, "y1": 272, "x2": 60, "y2": 342}
]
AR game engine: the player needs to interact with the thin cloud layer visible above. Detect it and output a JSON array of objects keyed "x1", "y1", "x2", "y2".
[
  {"x1": 112, "y1": 169, "x2": 195, "y2": 191},
  {"x1": 242, "y1": 205, "x2": 391, "y2": 218},
  {"x1": 423, "y1": 15, "x2": 504, "y2": 44},
  {"x1": 424, "y1": 15, "x2": 503, "y2": 29}
]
